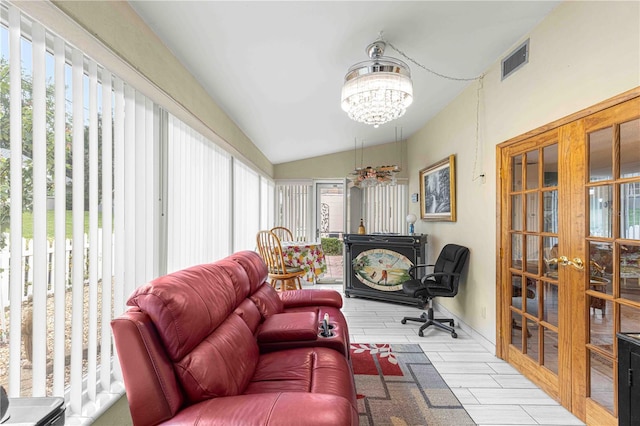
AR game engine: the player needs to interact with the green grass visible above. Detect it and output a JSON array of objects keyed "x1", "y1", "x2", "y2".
[{"x1": 21, "y1": 210, "x2": 102, "y2": 239}]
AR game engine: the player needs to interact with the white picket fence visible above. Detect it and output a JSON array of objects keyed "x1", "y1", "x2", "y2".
[{"x1": 0, "y1": 231, "x2": 103, "y2": 315}]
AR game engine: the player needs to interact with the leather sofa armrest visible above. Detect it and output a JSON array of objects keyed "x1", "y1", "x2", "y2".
[
  {"x1": 168, "y1": 392, "x2": 357, "y2": 426},
  {"x1": 278, "y1": 289, "x2": 343, "y2": 309},
  {"x1": 257, "y1": 312, "x2": 318, "y2": 343}
]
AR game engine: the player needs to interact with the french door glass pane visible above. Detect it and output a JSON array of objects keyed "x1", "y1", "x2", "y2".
[
  {"x1": 590, "y1": 301, "x2": 614, "y2": 350},
  {"x1": 620, "y1": 244, "x2": 640, "y2": 302},
  {"x1": 526, "y1": 318, "x2": 539, "y2": 361},
  {"x1": 543, "y1": 327, "x2": 559, "y2": 374},
  {"x1": 589, "y1": 185, "x2": 613, "y2": 237},
  {"x1": 543, "y1": 236, "x2": 559, "y2": 277},
  {"x1": 526, "y1": 151, "x2": 539, "y2": 190},
  {"x1": 526, "y1": 235, "x2": 539, "y2": 274},
  {"x1": 511, "y1": 311, "x2": 523, "y2": 351},
  {"x1": 589, "y1": 127, "x2": 613, "y2": 182},
  {"x1": 589, "y1": 350, "x2": 614, "y2": 413},
  {"x1": 620, "y1": 119, "x2": 640, "y2": 178},
  {"x1": 512, "y1": 194, "x2": 523, "y2": 230},
  {"x1": 512, "y1": 234, "x2": 523, "y2": 269},
  {"x1": 543, "y1": 145, "x2": 558, "y2": 187},
  {"x1": 543, "y1": 190, "x2": 558, "y2": 233},
  {"x1": 590, "y1": 242, "x2": 613, "y2": 296},
  {"x1": 620, "y1": 304, "x2": 640, "y2": 333},
  {"x1": 525, "y1": 279, "x2": 538, "y2": 315},
  {"x1": 512, "y1": 155, "x2": 523, "y2": 191},
  {"x1": 526, "y1": 192, "x2": 539, "y2": 231},
  {"x1": 620, "y1": 183, "x2": 640, "y2": 239},
  {"x1": 542, "y1": 282, "x2": 559, "y2": 327}
]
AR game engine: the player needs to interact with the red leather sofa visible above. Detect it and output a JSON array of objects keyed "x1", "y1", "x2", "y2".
[{"x1": 111, "y1": 250, "x2": 357, "y2": 426}]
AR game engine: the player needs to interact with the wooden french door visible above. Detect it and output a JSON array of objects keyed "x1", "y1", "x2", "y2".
[{"x1": 498, "y1": 91, "x2": 640, "y2": 425}]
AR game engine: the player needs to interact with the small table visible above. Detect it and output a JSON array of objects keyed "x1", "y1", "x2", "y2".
[
  {"x1": 3, "y1": 397, "x2": 65, "y2": 425},
  {"x1": 281, "y1": 241, "x2": 327, "y2": 283}
]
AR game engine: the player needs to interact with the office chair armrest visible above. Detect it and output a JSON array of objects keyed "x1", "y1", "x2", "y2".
[
  {"x1": 408, "y1": 264, "x2": 435, "y2": 279},
  {"x1": 422, "y1": 271, "x2": 461, "y2": 282}
]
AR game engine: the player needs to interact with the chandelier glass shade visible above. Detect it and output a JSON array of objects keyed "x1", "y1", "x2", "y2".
[{"x1": 341, "y1": 41, "x2": 413, "y2": 128}]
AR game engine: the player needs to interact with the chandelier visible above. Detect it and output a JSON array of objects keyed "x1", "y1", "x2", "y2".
[{"x1": 341, "y1": 39, "x2": 413, "y2": 128}]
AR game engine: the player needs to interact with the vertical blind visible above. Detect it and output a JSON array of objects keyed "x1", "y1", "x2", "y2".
[
  {"x1": 166, "y1": 113, "x2": 231, "y2": 273},
  {"x1": 233, "y1": 159, "x2": 261, "y2": 251},
  {"x1": 275, "y1": 182, "x2": 312, "y2": 241},
  {"x1": 0, "y1": 3, "x2": 158, "y2": 420},
  {"x1": 362, "y1": 183, "x2": 409, "y2": 234}
]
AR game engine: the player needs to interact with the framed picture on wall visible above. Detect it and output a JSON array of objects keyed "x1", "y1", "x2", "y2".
[{"x1": 419, "y1": 155, "x2": 456, "y2": 221}]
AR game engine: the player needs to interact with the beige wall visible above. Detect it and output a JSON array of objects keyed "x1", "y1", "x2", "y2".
[
  {"x1": 275, "y1": 140, "x2": 408, "y2": 180},
  {"x1": 406, "y1": 0, "x2": 640, "y2": 344}
]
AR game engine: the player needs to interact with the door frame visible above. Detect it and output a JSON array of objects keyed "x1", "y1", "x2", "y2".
[{"x1": 496, "y1": 87, "x2": 640, "y2": 423}]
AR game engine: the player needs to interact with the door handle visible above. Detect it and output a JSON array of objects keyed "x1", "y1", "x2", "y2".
[{"x1": 547, "y1": 256, "x2": 585, "y2": 270}]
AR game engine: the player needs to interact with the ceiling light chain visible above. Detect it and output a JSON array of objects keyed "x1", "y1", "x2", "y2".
[{"x1": 382, "y1": 36, "x2": 484, "y2": 82}]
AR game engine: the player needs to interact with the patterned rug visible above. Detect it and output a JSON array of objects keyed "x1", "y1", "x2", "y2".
[{"x1": 351, "y1": 343, "x2": 475, "y2": 426}]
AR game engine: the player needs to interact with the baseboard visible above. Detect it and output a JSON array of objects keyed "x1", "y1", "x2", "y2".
[{"x1": 433, "y1": 302, "x2": 496, "y2": 355}]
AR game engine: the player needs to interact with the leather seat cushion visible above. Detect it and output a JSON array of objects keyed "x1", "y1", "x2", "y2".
[
  {"x1": 244, "y1": 347, "x2": 356, "y2": 406},
  {"x1": 402, "y1": 278, "x2": 427, "y2": 298}
]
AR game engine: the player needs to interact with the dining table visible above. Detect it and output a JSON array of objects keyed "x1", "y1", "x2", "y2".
[{"x1": 280, "y1": 240, "x2": 327, "y2": 283}]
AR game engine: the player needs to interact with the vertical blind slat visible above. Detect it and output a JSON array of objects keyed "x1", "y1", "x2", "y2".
[
  {"x1": 87, "y1": 60, "x2": 99, "y2": 402},
  {"x1": 53, "y1": 34, "x2": 67, "y2": 398},
  {"x1": 70, "y1": 47, "x2": 85, "y2": 414},
  {"x1": 113, "y1": 78, "x2": 125, "y2": 318},
  {"x1": 31, "y1": 21, "x2": 47, "y2": 396},
  {"x1": 100, "y1": 69, "x2": 114, "y2": 391},
  {"x1": 124, "y1": 85, "x2": 136, "y2": 300},
  {"x1": 8, "y1": 5, "x2": 23, "y2": 397}
]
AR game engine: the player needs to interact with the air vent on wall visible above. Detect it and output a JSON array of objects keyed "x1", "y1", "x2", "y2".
[{"x1": 501, "y1": 39, "x2": 529, "y2": 80}]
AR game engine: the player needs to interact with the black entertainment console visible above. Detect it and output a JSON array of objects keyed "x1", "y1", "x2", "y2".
[{"x1": 343, "y1": 233, "x2": 427, "y2": 307}]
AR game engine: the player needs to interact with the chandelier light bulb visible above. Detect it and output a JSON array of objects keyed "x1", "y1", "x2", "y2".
[{"x1": 341, "y1": 40, "x2": 413, "y2": 128}]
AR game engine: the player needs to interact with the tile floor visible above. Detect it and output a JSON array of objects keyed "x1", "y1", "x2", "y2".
[{"x1": 312, "y1": 283, "x2": 586, "y2": 426}]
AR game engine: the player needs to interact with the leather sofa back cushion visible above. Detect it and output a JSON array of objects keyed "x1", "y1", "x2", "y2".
[
  {"x1": 234, "y1": 298, "x2": 262, "y2": 334},
  {"x1": 249, "y1": 284, "x2": 284, "y2": 318},
  {"x1": 229, "y1": 250, "x2": 269, "y2": 294},
  {"x1": 128, "y1": 262, "x2": 242, "y2": 360},
  {"x1": 176, "y1": 314, "x2": 259, "y2": 402}
]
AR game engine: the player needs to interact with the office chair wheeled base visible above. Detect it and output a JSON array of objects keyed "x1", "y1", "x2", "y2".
[{"x1": 401, "y1": 309, "x2": 458, "y2": 338}]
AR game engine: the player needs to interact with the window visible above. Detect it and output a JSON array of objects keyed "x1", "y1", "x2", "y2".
[
  {"x1": 362, "y1": 182, "x2": 409, "y2": 233},
  {"x1": 0, "y1": 3, "x2": 157, "y2": 416},
  {"x1": 165, "y1": 113, "x2": 231, "y2": 272}
]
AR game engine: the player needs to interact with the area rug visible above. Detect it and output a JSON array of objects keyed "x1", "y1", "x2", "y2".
[{"x1": 351, "y1": 343, "x2": 475, "y2": 426}]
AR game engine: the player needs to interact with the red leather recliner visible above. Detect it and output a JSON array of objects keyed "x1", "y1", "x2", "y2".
[{"x1": 112, "y1": 251, "x2": 357, "y2": 426}]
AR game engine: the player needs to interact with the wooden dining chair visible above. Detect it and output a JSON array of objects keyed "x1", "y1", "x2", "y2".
[
  {"x1": 270, "y1": 226, "x2": 294, "y2": 242},
  {"x1": 256, "y1": 230, "x2": 305, "y2": 290}
]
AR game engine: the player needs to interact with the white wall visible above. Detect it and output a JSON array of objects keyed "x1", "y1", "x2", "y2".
[{"x1": 407, "y1": 0, "x2": 640, "y2": 345}]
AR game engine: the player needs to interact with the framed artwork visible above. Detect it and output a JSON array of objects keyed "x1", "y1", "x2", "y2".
[{"x1": 419, "y1": 155, "x2": 456, "y2": 221}]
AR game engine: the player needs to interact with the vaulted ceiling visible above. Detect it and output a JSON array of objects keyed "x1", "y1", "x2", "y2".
[{"x1": 129, "y1": 1, "x2": 560, "y2": 164}]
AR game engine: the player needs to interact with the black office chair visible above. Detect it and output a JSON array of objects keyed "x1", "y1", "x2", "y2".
[{"x1": 400, "y1": 244, "x2": 470, "y2": 338}]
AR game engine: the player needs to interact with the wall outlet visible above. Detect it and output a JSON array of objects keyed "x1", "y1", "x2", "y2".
[{"x1": 481, "y1": 306, "x2": 486, "y2": 319}]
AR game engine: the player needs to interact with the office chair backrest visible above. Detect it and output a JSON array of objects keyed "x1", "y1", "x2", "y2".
[{"x1": 432, "y1": 244, "x2": 470, "y2": 292}]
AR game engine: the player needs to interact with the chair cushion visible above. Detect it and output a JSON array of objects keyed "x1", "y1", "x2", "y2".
[
  {"x1": 402, "y1": 278, "x2": 426, "y2": 298},
  {"x1": 244, "y1": 347, "x2": 355, "y2": 404}
]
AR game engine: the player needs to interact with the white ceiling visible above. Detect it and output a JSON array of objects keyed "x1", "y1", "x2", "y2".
[{"x1": 129, "y1": 1, "x2": 560, "y2": 165}]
